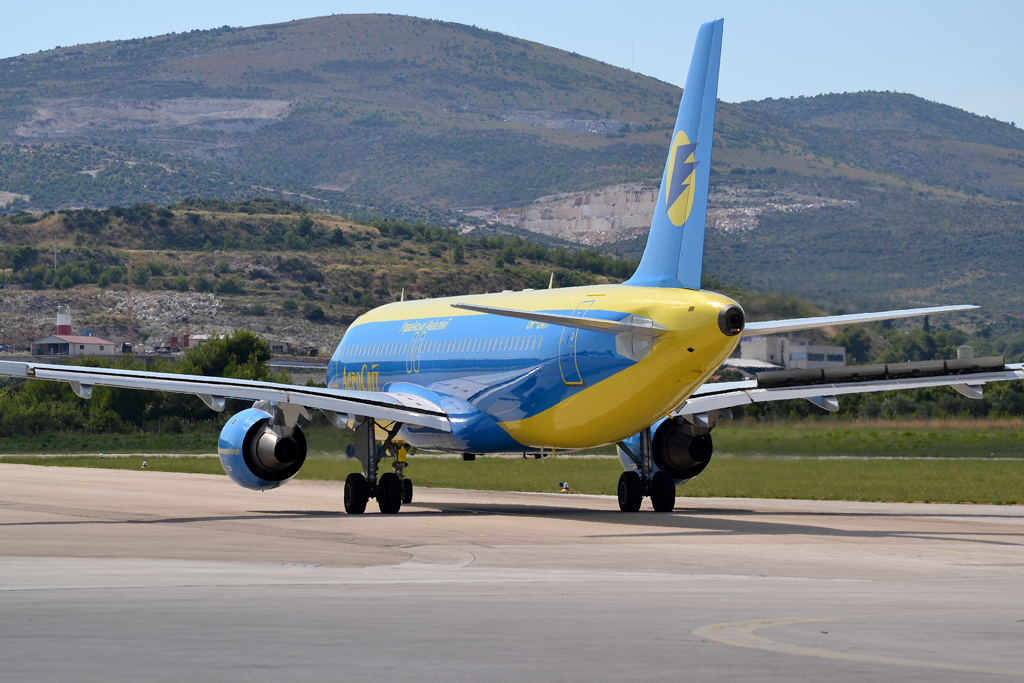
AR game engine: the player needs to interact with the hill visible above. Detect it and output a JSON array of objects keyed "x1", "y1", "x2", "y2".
[
  {"x1": 0, "y1": 14, "x2": 678, "y2": 212},
  {"x1": 2, "y1": 14, "x2": 1024, "y2": 315},
  {"x1": 0, "y1": 200, "x2": 839, "y2": 353}
]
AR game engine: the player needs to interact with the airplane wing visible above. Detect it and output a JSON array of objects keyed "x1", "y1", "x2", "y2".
[
  {"x1": 676, "y1": 356, "x2": 1024, "y2": 417},
  {"x1": 0, "y1": 360, "x2": 451, "y2": 432},
  {"x1": 745, "y1": 305, "x2": 977, "y2": 336}
]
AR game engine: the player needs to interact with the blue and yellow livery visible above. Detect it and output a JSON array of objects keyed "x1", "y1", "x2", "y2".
[{"x1": 4, "y1": 19, "x2": 1005, "y2": 515}]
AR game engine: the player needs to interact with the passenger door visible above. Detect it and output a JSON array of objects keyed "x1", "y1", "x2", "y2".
[{"x1": 558, "y1": 300, "x2": 595, "y2": 386}]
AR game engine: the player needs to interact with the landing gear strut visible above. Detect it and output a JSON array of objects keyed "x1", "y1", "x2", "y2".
[
  {"x1": 616, "y1": 426, "x2": 676, "y2": 512},
  {"x1": 343, "y1": 417, "x2": 411, "y2": 514}
]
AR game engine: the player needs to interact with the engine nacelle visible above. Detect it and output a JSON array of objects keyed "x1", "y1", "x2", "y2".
[
  {"x1": 218, "y1": 408, "x2": 307, "y2": 491},
  {"x1": 618, "y1": 416, "x2": 713, "y2": 483},
  {"x1": 651, "y1": 417, "x2": 713, "y2": 481}
]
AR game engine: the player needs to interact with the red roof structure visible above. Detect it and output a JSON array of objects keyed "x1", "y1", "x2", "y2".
[{"x1": 52, "y1": 334, "x2": 114, "y2": 345}]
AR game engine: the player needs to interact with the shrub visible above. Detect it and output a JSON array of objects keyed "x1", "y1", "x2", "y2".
[
  {"x1": 214, "y1": 277, "x2": 243, "y2": 295},
  {"x1": 240, "y1": 303, "x2": 267, "y2": 316},
  {"x1": 174, "y1": 275, "x2": 189, "y2": 292}
]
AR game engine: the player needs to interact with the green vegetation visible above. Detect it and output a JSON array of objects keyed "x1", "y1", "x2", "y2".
[
  {"x1": 7, "y1": 453, "x2": 1023, "y2": 504},
  {"x1": 713, "y1": 420, "x2": 1024, "y2": 458},
  {"x1": 0, "y1": 330, "x2": 287, "y2": 437}
]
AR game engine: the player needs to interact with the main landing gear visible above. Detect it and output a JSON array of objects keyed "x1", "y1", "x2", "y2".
[
  {"x1": 343, "y1": 418, "x2": 413, "y2": 515},
  {"x1": 616, "y1": 427, "x2": 676, "y2": 513}
]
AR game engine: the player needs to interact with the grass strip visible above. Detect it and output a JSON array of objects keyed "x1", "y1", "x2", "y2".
[
  {"x1": 713, "y1": 421, "x2": 1024, "y2": 458},
  {"x1": 3, "y1": 422, "x2": 1021, "y2": 458},
  {"x1": 4, "y1": 454, "x2": 1023, "y2": 504}
]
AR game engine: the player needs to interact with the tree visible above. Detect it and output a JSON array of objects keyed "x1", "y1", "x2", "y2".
[
  {"x1": 833, "y1": 327, "x2": 872, "y2": 364},
  {"x1": 11, "y1": 246, "x2": 39, "y2": 271},
  {"x1": 178, "y1": 330, "x2": 274, "y2": 381}
]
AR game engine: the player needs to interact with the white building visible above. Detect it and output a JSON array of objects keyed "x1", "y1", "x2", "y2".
[
  {"x1": 30, "y1": 304, "x2": 115, "y2": 357},
  {"x1": 740, "y1": 336, "x2": 845, "y2": 370},
  {"x1": 31, "y1": 334, "x2": 115, "y2": 357}
]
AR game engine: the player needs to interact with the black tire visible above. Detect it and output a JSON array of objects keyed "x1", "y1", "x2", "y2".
[
  {"x1": 402, "y1": 478, "x2": 413, "y2": 504},
  {"x1": 650, "y1": 471, "x2": 676, "y2": 512},
  {"x1": 617, "y1": 471, "x2": 643, "y2": 512},
  {"x1": 377, "y1": 472, "x2": 402, "y2": 514},
  {"x1": 344, "y1": 473, "x2": 369, "y2": 515}
]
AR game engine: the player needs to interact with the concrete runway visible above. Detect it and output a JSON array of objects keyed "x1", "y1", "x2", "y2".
[{"x1": 1, "y1": 463, "x2": 1023, "y2": 682}]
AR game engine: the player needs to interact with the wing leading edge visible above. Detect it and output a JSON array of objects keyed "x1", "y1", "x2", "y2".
[{"x1": 0, "y1": 361, "x2": 452, "y2": 432}]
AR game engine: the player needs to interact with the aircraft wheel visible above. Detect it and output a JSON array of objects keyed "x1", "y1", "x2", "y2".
[
  {"x1": 617, "y1": 472, "x2": 643, "y2": 512},
  {"x1": 402, "y1": 478, "x2": 414, "y2": 504},
  {"x1": 650, "y1": 471, "x2": 676, "y2": 512},
  {"x1": 377, "y1": 472, "x2": 403, "y2": 514},
  {"x1": 344, "y1": 473, "x2": 369, "y2": 515}
]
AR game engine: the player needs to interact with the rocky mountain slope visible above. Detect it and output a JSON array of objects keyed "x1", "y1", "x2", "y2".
[{"x1": 2, "y1": 14, "x2": 1024, "y2": 314}]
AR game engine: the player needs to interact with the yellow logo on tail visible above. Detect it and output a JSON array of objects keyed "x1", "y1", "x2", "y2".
[{"x1": 665, "y1": 131, "x2": 699, "y2": 227}]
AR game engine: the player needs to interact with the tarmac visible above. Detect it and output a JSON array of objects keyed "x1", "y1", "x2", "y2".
[{"x1": 1, "y1": 463, "x2": 1023, "y2": 682}]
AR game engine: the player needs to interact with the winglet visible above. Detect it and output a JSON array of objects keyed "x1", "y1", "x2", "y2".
[{"x1": 625, "y1": 19, "x2": 723, "y2": 290}]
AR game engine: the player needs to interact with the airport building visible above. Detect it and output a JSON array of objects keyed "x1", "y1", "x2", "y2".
[
  {"x1": 740, "y1": 335, "x2": 846, "y2": 370},
  {"x1": 29, "y1": 305, "x2": 116, "y2": 358}
]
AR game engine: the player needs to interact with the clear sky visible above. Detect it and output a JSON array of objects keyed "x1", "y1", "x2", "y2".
[{"x1": 4, "y1": 1, "x2": 1022, "y2": 126}]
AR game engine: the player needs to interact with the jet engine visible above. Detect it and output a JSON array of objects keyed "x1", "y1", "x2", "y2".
[
  {"x1": 618, "y1": 416, "x2": 714, "y2": 483},
  {"x1": 651, "y1": 417, "x2": 713, "y2": 481},
  {"x1": 217, "y1": 408, "x2": 307, "y2": 491}
]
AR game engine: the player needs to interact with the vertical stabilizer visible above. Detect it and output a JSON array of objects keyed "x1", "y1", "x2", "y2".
[{"x1": 625, "y1": 19, "x2": 723, "y2": 290}]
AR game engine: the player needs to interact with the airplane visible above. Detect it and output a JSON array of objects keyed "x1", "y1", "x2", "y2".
[{"x1": 3, "y1": 19, "x2": 1023, "y2": 514}]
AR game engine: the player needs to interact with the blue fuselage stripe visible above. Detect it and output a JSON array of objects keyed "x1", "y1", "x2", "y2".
[{"x1": 327, "y1": 311, "x2": 634, "y2": 426}]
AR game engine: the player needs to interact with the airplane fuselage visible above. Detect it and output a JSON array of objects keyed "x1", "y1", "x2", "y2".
[{"x1": 327, "y1": 284, "x2": 741, "y2": 451}]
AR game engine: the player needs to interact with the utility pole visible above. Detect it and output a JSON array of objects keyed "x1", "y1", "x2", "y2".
[{"x1": 127, "y1": 259, "x2": 134, "y2": 349}]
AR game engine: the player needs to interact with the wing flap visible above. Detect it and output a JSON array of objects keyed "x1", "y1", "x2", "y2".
[{"x1": 0, "y1": 361, "x2": 451, "y2": 432}]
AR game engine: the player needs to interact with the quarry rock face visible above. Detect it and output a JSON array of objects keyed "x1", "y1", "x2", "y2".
[
  {"x1": 471, "y1": 184, "x2": 659, "y2": 246},
  {"x1": 471, "y1": 183, "x2": 857, "y2": 246}
]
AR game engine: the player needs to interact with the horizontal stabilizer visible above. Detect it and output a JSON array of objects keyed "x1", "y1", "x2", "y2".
[
  {"x1": 450, "y1": 303, "x2": 668, "y2": 339},
  {"x1": 744, "y1": 305, "x2": 978, "y2": 336}
]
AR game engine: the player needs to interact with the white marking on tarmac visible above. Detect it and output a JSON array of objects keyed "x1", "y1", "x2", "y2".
[{"x1": 693, "y1": 617, "x2": 1024, "y2": 677}]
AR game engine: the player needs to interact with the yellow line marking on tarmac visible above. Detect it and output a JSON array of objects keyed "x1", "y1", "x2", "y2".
[{"x1": 692, "y1": 617, "x2": 1024, "y2": 677}]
